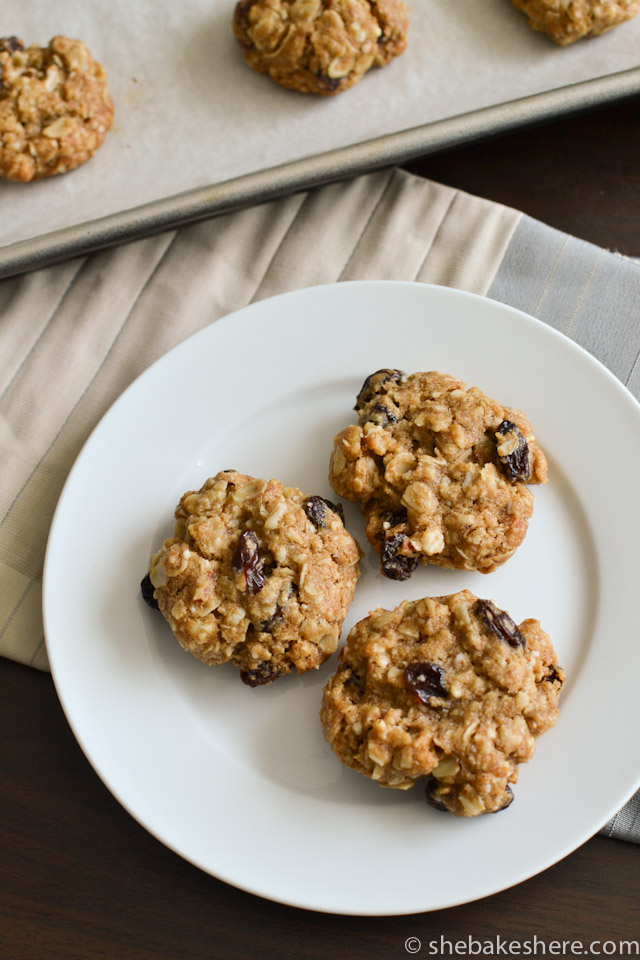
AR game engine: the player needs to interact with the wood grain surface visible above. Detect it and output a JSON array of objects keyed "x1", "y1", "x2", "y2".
[
  {"x1": 404, "y1": 98, "x2": 640, "y2": 258},
  {"x1": 1, "y1": 95, "x2": 639, "y2": 960}
]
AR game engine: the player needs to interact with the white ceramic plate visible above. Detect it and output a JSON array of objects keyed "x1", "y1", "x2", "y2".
[{"x1": 43, "y1": 282, "x2": 640, "y2": 916}]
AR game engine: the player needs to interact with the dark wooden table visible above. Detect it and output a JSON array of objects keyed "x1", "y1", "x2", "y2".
[{"x1": 2, "y1": 96, "x2": 639, "y2": 960}]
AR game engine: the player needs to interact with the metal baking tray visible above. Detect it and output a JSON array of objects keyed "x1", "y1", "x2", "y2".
[{"x1": 1, "y1": 61, "x2": 638, "y2": 279}]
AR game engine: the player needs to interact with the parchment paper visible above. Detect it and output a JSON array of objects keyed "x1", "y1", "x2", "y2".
[{"x1": 1, "y1": 0, "x2": 639, "y2": 248}]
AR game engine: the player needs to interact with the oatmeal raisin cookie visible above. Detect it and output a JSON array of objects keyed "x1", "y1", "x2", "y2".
[
  {"x1": 0, "y1": 35, "x2": 113, "y2": 182},
  {"x1": 320, "y1": 590, "x2": 564, "y2": 816},
  {"x1": 510, "y1": 0, "x2": 639, "y2": 44},
  {"x1": 329, "y1": 370, "x2": 548, "y2": 578},
  {"x1": 145, "y1": 470, "x2": 361, "y2": 685},
  {"x1": 232, "y1": 0, "x2": 409, "y2": 95}
]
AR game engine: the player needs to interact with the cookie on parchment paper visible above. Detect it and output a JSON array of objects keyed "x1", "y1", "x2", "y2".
[
  {"x1": 0, "y1": 35, "x2": 113, "y2": 182},
  {"x1": 510, "y1": 0, "x2": 639, "y2": 45},
  {"x1": 232, "y1": 0, "x2": 409, "y2": 95}
]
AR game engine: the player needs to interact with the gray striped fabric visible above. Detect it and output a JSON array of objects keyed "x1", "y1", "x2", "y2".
[
  {"x1": 600, "y1": 791, "x2": 640, "y2": 844},
  {"x1": 489, "y1": 216, "x2": 640, "y2": 390},
  {"x1": 1, "y1": 168, "x2": 638, "y2": 842}
]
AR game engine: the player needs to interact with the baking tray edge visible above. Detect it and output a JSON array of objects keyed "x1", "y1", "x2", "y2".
[{"x1": 1, "y1": 66, "x2": 639, "y2": 280}]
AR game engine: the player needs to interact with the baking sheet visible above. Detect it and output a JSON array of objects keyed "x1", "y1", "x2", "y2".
[{"x1": 1, "y1": 0, "x2": 640, "y2": 267}]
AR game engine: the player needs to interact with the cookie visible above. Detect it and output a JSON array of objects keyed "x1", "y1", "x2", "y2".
[
  {"x1": 320, "y1": 590, "x2": 564, "y2": 816},
  {"x1": 510, "y1": 0, "x2": 639, "y2": 44},
  {"x1": 146, "y1": 470, "x2": 361, "y2": 685},
  {"x1": 329, "y1": 370, "x2": 548, "y2": 578},
  {"x1": 232, "y1": 0, "x2": 409, "y2": 95},
  {"x1": 0, "y1": 35, "x2": 113, "y2": 182}
]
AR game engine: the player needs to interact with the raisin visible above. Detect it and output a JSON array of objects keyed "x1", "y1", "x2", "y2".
[
  {"x1": 381, "y1": 532, "x2": 418, "y2": 580},
  {"x1": 490, "y1": 785, "x2": 514, "y2": 813},
  {"x1": 315, "y1": 73, "x2": 341, "y2": 92},
  {"x1": 232, "y1": 530, "x2": 265, "y2": 595},
  {"x1": 240, "y1": 661, "x2": 279, "y2": 686},
  {"x1": 355, "y1": 368, "x2": 405, "y2": 410},
  {"x1": 495, "y1": 419, "x2": 531, "y2": 483},
  {"x1": 0, "y1": 37, "x2": 24, "y2": 53},
  {"x1": 303, "y1": 495, "x2": 344, "y2": 527},
  {"x1": 361, "y1": 402, "x2": 399, "y2": 427},
  {"x1": 404, "y1": 661, "x2": 447, "y2": 705},
  {"x1": 343, "y1": 668, "x2": 365, "y2": 696},
  {"x1": 475, "y1": 598, "x2": 526, "y2": 648},
  {"x1": 376, "y1": 509, "x2": 407, "y2": 536},
  {"x1": 543, "y1": 665, "x2": 564, "y2": 685},
  {"x1": 260, "y1": 605, "x2": 284, "y2": 632},
  {"x1": 424, "y1": 777, "x2": 449, "y2": 813},
  {"x1": 261, "y1": 581, "x2": 296, "y2": 629},
  {"x1": 140, "y1": 573, "x2": 159, "y2": 610}
]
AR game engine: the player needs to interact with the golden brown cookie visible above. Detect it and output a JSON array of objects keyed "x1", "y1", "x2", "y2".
[
  {"x1": 510, "y1": 0, "x2": 639, "y2": 44},
  {"x1": 145, "y1": 471, "x2": 361, "y2": 685},
  {"x1": 0, "y1": 35, "x2": 113, "y2": 182},
  {"x1": 320, "y1": 590, "x2": 565, "y2": 816},
  {"x1": 232, "y1": 0, "x2": 409, "y2": 95},
  {"x1": 329, "y1": 370, "x2": 548, "y2": 578}
]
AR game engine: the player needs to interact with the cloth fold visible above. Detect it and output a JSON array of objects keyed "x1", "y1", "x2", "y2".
[{"x1": 1, "y1": 168, "x2": 638, "y2": 842}]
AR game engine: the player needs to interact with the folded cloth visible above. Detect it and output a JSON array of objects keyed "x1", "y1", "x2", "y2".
[{"x1": 1, "y1": 169, "x2": 638, "y2": 842}]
